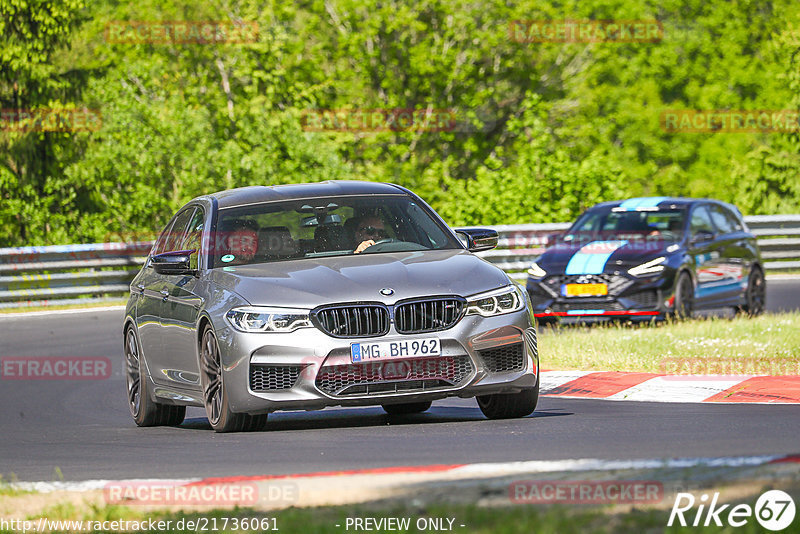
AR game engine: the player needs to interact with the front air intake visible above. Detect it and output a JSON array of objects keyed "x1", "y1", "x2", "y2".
[{"x1": 249, "y1": 365, "x2": 303, "y2": 391}]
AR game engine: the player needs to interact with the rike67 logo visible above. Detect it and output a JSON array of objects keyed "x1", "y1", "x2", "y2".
[{"x1": 669, "y1": 490, "x2": 796, "y2": 531}]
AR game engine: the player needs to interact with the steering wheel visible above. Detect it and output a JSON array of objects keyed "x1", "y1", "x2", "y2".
[
  {"x1": 360, "y1": 238, "x2": 399, "y2": 253},
  {"x1": 660, "y1": 230, "x2": 677, "y2": 240}
]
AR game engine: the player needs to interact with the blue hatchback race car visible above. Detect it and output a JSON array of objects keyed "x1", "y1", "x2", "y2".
[{"x1": 526, "y1": 197, "x2": 765, "y2": 321}]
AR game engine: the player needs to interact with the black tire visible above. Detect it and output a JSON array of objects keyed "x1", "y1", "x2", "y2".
[
  {"x1": 738, "y1": 267, "x2": 766, "y2": 316},
  {"x1": 670, "y1": 271, "x2": 694, "y2": 320},
  {"x1": 477, "y1": 381, "x2": 538, "y2": 420},
  {"x1": 200, "y1": 325, "x2": 267, "y2": 433},
  {"x1": 124, "y1": 326, "x2": 185, "y2": 427},
  {"x1": 381, "y1": 401, "x2": 432, "y2": 415}
]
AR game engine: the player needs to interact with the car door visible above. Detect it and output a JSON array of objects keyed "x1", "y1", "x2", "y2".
[
  {"x1": 687, "y1": 204, "x2": 726, "y2": 305},
  {"x1": 158, "y1": 206, "x2": 206, "y2": 389},
  {"x1": 708, "y1": 204, "x2": 747, "y2": 302},
  {"x1": 135, "y1": 216, "x2": 179, "y2": 364},
  {"x1": 145, "y1": 207, "x2": 195, "y2": 386}
]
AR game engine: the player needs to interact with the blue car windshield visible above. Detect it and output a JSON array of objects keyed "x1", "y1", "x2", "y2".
[
  {"x1": 563, "y1": 208, "x2": 686, "y2": 244},
  {"x1": 210, "y1": 194, "x2": 460, "y2": 268}
]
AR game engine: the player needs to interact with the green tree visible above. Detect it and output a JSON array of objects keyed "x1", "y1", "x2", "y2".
[
  {"x1": 3, "y1": 0, "x2": 800, "y2": 246},
  {"x1": 0, "y1": 0, "x2": 88, "y2": 245},
  {"x1": 729, "y1": 26, "x2": 800, "y2": 214}
]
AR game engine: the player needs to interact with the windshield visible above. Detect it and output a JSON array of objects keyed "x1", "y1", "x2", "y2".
[
  {"x1": 210, "y1": 194, "x2": 460, "y2": 268},
  {"x1": 563, "y1": 208, "x2": 687, "y2": 245}
]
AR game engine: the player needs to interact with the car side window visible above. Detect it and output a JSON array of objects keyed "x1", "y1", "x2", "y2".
[
  {"x1": 722, "y1": 207, "x2": 744, "y2": 232},
  {"x1": 578, "y1": 214, "x2": 600, "y2": 232},
  {"x1": 690, "y1": 205, "x2": 715, "y2": 236},
  {"x1": 709, "y1": 205, "x2": 734, "y2": 234},
  {"x1": 163, "y1": 208, "x2": 195, "y2": 252},
  {"x1": 181, "y1": 207, "x2": 205, "y2": 270},
  {"x1": 152, "y1": 218, "x2": 176, "y2": 256}
]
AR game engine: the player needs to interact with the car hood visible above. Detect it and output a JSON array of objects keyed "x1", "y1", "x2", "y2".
[
  {"x1": 536, "y1": 239, "x2": 681, "y2": 273},
  {"x1": 207, "y1": 249, "x2": 510, "y2": 307}
]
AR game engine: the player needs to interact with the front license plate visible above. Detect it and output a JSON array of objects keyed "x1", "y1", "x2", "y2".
[
  {"x1": 562, "y1": 283, "x2": 608, "y2": 297},
  {"x1": 350, "y1": 338, "x2": 441, "y2": 363}
]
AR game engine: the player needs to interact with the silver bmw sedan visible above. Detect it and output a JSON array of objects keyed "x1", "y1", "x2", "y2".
[{"x1": 123, "y1": 181, "x2": 539, "y2": 432}]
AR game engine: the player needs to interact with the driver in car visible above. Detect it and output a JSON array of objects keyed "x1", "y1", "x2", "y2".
[{"x1": 353, "y1": 216, "x2": 388, "y2": 254}]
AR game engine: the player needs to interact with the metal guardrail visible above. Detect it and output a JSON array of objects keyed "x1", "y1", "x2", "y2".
[
  {"x1": 0, "y1": 242, "x2": 151, "y2": 308},
  {"x1": 1, "y1": 215, "x2": 799, "y2": 308}
]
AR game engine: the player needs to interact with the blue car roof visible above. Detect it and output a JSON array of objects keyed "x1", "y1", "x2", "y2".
[{"x1": 589, "y1": 197, "x2": 741, "y2": 214}]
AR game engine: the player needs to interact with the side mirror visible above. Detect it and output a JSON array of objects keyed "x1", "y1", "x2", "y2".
[
  {"x1": 150, "y1": 250, "x2": 196, "y2": 275},
  {"x1": 690, "y1": 230, "x2": 715, "y2": 245},
  {"x1": 455, "y1": 228, "x2": 499, "y2": 252}
]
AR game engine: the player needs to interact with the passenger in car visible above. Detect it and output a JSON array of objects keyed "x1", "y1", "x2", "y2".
[{"x1": 219, "y1": 219, "x2": 259, "y2": 266}]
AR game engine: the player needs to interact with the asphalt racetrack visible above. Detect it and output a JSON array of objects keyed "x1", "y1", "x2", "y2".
[{"x1": 1, "y1": 279, "x2": 798, "y2": 482}]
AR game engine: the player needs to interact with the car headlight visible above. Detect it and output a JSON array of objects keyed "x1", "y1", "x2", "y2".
[
  {"x1": 466, "y1": 285, "x2": 526, "y2": 317},
  {"x1": 527, "y1": 261, "x2": 547, "y2": 278},
  {"x1": 225, "y1": 306, "x2": 313, "y2": 333},
  {"x1": 628, "y1": 256, "x2": 666, "y2": 276}
]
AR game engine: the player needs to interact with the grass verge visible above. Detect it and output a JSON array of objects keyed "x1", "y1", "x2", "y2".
[
  {"x1": 538, "y1": 312, "x2": 800, "y2": 374},
  {"x1": 0, "y1": 476, "x2": 30, "y2": 498}
]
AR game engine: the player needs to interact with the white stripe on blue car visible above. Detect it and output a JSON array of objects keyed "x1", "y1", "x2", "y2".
[
  {"x1": 565, "y1": 240, "x2": 628, "y2": 275},
  {"x1": 617, "y1": 197, "x2": 669, "y2": 210}
]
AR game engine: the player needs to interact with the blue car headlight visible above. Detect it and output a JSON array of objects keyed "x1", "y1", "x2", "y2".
[
  {"x1": 226, "y1": 306, "x2": 313, "y2": 333},
  {"x1": 628, "y1": 256, "x2": 667, "y2": 277},
  {"x1": 527, "y1": 261, "x2": 547, "y2": 279}
]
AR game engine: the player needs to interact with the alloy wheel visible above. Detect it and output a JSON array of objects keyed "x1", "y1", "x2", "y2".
[
  {"x1": 201, "y1": 328, "x2": 223, "y2": 425},
  {"x1": 124, "y1": 328, "x2": 141, "y2": 418}
]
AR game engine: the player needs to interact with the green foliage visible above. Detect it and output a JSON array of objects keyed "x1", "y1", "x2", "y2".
[
  {"x1": 730, "y1": 26, "x2": 800, "y2": 215},
  {"x1": 0, "y1": 0, "x2": 89, "y2": 245},
  {"x1": 2, "y1": 0, "x2": 800, "y2": 246},
  {"x1": 431, "y1": 93, "x2": 627, "y2": 225}
]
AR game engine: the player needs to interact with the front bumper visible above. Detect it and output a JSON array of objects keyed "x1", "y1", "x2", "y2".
[
  {"x1": 527, "y1": 272, "x2": 674, "y2": 320},
  {"x1": 215, "y1": 309, "x2": 538, "y2": 415}
]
